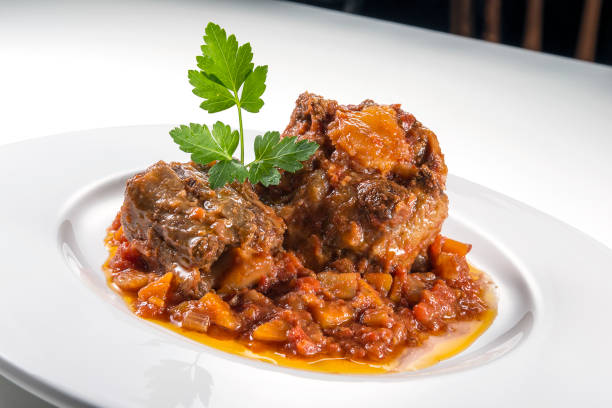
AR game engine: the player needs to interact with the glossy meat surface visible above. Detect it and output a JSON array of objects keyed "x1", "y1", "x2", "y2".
[
  {"x1": 258, "y1": 92, "x2": 449, "y2": 272},
  {"x1": 121, "y1": 161, "x2": 286, "y2": 297}
]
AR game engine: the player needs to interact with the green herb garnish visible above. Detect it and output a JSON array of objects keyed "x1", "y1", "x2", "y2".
[{"x1": 170, "y1": 22, "x2": 318, "y2": 189}]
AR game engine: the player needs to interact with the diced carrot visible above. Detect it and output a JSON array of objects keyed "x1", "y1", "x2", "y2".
[
  {"x1": 388, "y1": 270, "x2": 405, "y2": 303},
  {"x1": 252, "y1": 319, "x2": 291, "y2": 342},
  {"x1": 364, "y1": 273, "x2": 393, "y2": 296},
  {"x1": 113, "y1": 269, "x2": 149, "y2": 292},
  {"x1": 360, "y1": 307, "x2": 393, "y2": 328},
  {"x1": 318, "y1": 272, "x2": 359, "y2": 299},
  {"x1": 351, "y1": 279, "x2": 384, "y2": 310},
  {"x1": 301, "y1": 292, "x2": 324, "y2": 310},
  {"x1": 429, "y1": 234, "x2": 445, "y2": 262},
  {"x1": 198, "y1": 292, "x2": 241, "y2": 331},
  {"x1": 311, "y1": 301, "x2": 354, "y2": 329},
  {"x1": 147, "y1": 296, "x2": 165, "y2": 308},
  {"x1": 296, "y1": 276, "x2": 321, "y2": 294},
  {"x1": 188, "y1": 206, "x2": 206, "y2": 221},
  {"x1": 217, "y1": 249, "x2": 274, "y2": 294},
  {"x1": 441, "y1": 237, "x2": 472, "y2": 257},
  {"x1": 435, "y1": 252, "x2": 470, "y2": 281},
  {"x1": 137, "y1": 272, "x2": 173, "y2": 306}
]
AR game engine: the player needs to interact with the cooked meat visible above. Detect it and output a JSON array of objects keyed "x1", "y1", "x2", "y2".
[
  {"x1": 105, "y1": 95, "x2": 493, "y2": 367},
  {"x1": 258, "y1": 92, "x2": 448, "y2": 272},
  {"x1": 121, "y1": 161, "x2": 286, "y2": 297}
]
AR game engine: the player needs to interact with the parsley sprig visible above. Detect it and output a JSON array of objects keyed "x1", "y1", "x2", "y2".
[{"x1": 170, "y1": 22, "x2": 318, "y2": 189}]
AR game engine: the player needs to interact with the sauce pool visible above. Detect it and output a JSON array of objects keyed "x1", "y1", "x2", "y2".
[{"x1": 103, "y1": 242, "x2": 497, "y2": 374}]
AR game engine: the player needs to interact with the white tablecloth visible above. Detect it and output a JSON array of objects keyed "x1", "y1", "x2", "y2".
[{"x1": 1, "y1": 0, "x2": 611, "y2": 406}]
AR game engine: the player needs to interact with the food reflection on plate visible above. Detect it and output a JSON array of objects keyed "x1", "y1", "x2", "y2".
[{"x1": 103, "y1": 92, "x2": 497, "y2": 374}]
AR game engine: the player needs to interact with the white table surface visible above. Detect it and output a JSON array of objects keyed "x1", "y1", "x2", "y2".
[{"x1": 1, "y1": 0, "x2": 611, "y2": 406}]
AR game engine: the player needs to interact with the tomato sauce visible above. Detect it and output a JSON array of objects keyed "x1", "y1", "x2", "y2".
[{"x1": 103, "y1": 219, "x2": 496, "y2": 374}]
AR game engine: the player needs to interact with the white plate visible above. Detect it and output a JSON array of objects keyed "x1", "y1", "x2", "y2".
[{"x1": 1, "y1": 125, "x2": 610, "y2": 408}]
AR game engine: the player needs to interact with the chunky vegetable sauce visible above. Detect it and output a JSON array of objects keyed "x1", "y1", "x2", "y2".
[
  {"x1": 103, "y1": 93, "x2": 497, "y2": 373},
  {"x1": 105, "y1": 214, "x2": 494, "y2": 372}
]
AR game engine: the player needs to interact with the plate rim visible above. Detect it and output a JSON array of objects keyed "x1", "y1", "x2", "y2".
[{"x1": 1, "y1": 126, "x2": 611, "y2": 408}]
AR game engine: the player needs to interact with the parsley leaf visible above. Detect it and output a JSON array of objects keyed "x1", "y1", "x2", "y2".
[
  {"x1": 248, "y1": 162, "x2": 281, "y2": 187},
  {"x1": 197, "y1": 23, "x2": 253, "y2": 91},
  {"x1": 188, "y1": 70, "x2": 235, "y2": 113},
  {"x1": 208, "y1": 159, "x2": 248, "y2": 189},
  {"x1": 252, "y1": 132, "x2": 319, "y2": 172},
  {"x1": 170, "y1": 22, "x2": 319, "y2": 189},
  {"x1": 240, "y1": 65, "x2": 268, "y2": 113},
  {"x1": 170, "y1": 122, "x2": 239, "y2": 163},
  {"x1": 189, "y1": 22, "x2": 270, "y2": 164},
  {"x1": 247, "y1": 131, "x2": 318, "y2": 185}
]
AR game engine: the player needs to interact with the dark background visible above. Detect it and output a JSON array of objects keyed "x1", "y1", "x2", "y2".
[{"x1": 285, "y1": 0, "x2": 612, "y2": 66}]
